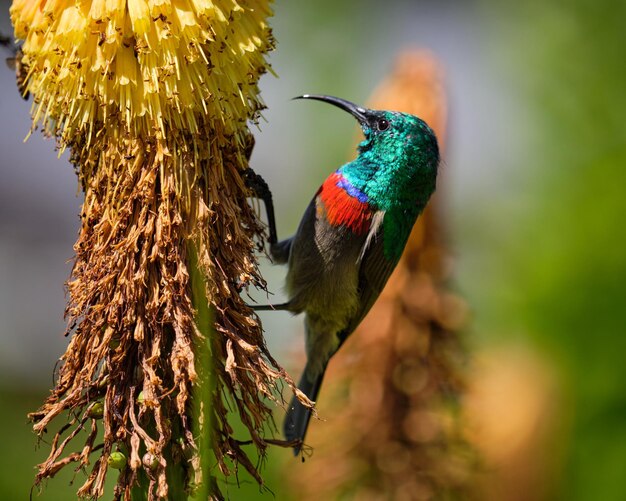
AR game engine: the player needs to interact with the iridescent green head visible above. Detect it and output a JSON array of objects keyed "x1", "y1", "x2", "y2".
[{"x1": 295, "y1": 94, "x2": 439, "y2": 212}]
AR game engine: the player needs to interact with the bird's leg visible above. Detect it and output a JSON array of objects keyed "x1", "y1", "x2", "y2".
[
  {"x1": 251, "y1": 302, "x2": 291, "y2": 311},
  {"x1": 243, "y1": 167, "x2": 278, "y2": 246},
  {"x1": 243, "y1": 167, "x2": 291, "y2": 311}
]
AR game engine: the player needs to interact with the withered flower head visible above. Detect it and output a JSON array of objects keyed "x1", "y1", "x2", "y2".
[{"x1": 11, "y1": 0, "x2": 289, "y2": 499}]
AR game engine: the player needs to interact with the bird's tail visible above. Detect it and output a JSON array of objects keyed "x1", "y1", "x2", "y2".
[{"x1": 283, "y1": 363, "x2": 326, "y2": 456}]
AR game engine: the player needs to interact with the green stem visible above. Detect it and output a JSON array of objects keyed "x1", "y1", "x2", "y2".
[
  {"x1": 188, "y1": 244, "x2": 215, "y2": 500},
  {"x1": 130, "y1": 427, "x2": 189, "y2": 501},
  {"x1": 130, "y1": 469, "x2": 149, "y2": 501},
  {"x1": 131, "y1": 245, "x2": 212, "y2": 501},
  {"x1": 129, "y1": 401, "x2": 189, "y2": 500}
]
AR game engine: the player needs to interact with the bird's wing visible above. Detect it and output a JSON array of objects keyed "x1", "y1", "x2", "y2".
[{"x1": 340, "y1": 211, "x2": 402, "y2": 340}]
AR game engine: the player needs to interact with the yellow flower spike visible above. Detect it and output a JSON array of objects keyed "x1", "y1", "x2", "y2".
[
  {"x1": 150, "y1": 0, "x2": 171, "y2": 18},
  {"x1": 173, "y1": 0, "x2": 199, "y2": 31},
  {"x1": 116, "y1": 45, "x2": 137, "y2": 86},
  {"x1": 88, "y1": 0, "x2": 107, "y2": 21},
  {"x1": 11, "y1": 0, "x2": 288, "y2": 499},
  {"x1": 128, "y1": 0, "x2": 151, "y2": 35},
  {"x1": 190, "y1": 0, "x2": 215, "y2": 20},
  {"x1": 11, "y1": 0, "x2": 275, "y2": 141}
]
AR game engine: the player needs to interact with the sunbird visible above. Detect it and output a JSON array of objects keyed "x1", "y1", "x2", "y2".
[{"x1": 248, "y1": 94, "x2": 440, "y2": 455}]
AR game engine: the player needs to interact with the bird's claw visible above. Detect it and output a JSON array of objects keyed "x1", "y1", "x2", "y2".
[{"x1": 243, "y1": 167, "x2": 278, "y2": 245}]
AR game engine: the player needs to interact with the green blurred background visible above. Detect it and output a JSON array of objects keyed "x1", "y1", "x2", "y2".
[{"x1": 1, "y1": 0, "x2": 625, "y2": 499}]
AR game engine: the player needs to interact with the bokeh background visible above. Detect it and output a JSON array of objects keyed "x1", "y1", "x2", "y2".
[{"x1": 1, "y1": 0, "x2": 625, "y2": 499}]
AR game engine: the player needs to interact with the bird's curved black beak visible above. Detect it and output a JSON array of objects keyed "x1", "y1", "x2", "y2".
[{"x1": 294, "y1": 94, "x2": 369, "y2": 125}]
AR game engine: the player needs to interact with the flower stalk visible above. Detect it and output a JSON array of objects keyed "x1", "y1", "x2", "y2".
[{"x1": 10, "y1": 0, "x2": 290, "y2": 498}]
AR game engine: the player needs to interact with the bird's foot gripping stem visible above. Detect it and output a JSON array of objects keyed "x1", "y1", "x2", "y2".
[{"x1": 243, "y1": 167, "x2": 278, "y2": 246}]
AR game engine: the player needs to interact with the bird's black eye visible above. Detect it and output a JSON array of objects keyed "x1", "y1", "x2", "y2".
[{"x1": 377, "y1": 118, "x2": 390, "y2": 131}]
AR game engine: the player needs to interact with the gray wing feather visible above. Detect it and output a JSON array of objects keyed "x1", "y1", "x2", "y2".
[{"x1": 341, "y1": 212, "x2": 402, "y2": 338}]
